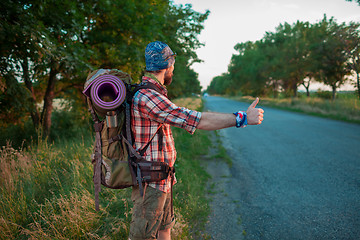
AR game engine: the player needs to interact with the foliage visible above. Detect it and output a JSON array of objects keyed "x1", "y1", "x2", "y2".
[
  {"x1": 168, "y1": 55, "x2": 202, "y2": 99},
  {"x1": 207, "y1": 73, "x2": 234, "y2": 95},
  {"x1": 0, "y1": 97, "x2": 92, "y2": 148},
  {"x1": 1, "y1": 0, "x2": 95, "y2": 135},
  {"x1": 315, "y1": 89, "x2": 333, "y2": 99},
  {"x1": 208, "y1": 16, "x2": 360, "y2": 100},
  {"x1": 346, "y1": 0, "x2": 360, "y2": 5},
  {"x1": 310, "y1": 16, "x2": 353, "y2": 99},
  {"x1": 231, "y1": 92, "x2": 360, "y2": 124},
  {"x1": 0, "y1": 0, "x2": 209, "y2": 137},
  {"x1": 344, "y1": 22, "x2": 360, "y2": 99},
  {"x1": 230, "y1": 40, "x2": 270, "y2": 96}
]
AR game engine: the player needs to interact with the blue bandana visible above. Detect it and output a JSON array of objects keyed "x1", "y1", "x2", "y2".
[{"x1": 145, "y1": 41, "x2": 176, "y2": 71}]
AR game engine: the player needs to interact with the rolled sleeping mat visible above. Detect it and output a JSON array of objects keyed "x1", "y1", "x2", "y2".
[{"x1": 83, "y1": 74, "x2": 127, "y2": 117}]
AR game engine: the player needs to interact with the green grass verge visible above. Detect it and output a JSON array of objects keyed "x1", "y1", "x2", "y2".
[
  {"x1": 0, "y1": 97, "x2": 214, "y2": 239},
  {"x1": 212, "y1": 130, "x2": 232, "y2": 168},
  {"x1": 171, "y1": 127, "x2": 212, "y2": 239},
  {"x1": 230, "y1": 94, "x2": 360, "y2": 124}
]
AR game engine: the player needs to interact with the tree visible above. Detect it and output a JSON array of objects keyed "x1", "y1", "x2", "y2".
[
  {"x1": 1, "y1": 0, "x2": 95, "y2": 135},
  {"x1": 168, "y1": 55, "x2": 202, "y2": 99},
  {"x1": 209, "y1": 15, "x2": 359, "y2": 100},
  {"x1": 163, "y1": 3, "x2": 209, "y2": 98},
  {"x1": 0, "y1": 0, "x2": 209, "y2": 137},
  {"x1": 310, "y1": 16, "x2": 352, "y2": 100},
  {"x1": 207, "y1": 73, "x2": 232, "y2": 95},
  {"x1": 1, "y1": 0, "x2": 45, "y2": 127},
  {"x1": 262, "y1": 21, "x2": 314, "y2": 97},
  {"x1": 85, "y1": 1, "x2": 208, "y2": 89},
  {"x1": 346, "y1": 0, "x2": 360, "y2": 5},
  {"x1": 284, "y1": 21, "x2": 313, "y2": 97},
  {"x1": 343, "y1": 22, "x2": 360, "y2": 99},
  {"x1": 225, "y1": 21, "x2": 315, "y2": 98}
]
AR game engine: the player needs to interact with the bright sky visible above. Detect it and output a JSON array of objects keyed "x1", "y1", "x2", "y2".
[{"x1": 172, "y1": 0, "x2": 360, "y2": 91}]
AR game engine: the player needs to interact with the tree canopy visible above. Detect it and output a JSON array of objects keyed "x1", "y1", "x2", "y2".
[
  {"x1": 346, "y1": 0, "x2": 360, "y2": 5},
  {"x1": 207, "y1": 16, "x2": 360, "y2": 100},
  {"x1": 0, "y1": 0, "x2": 209, "y2": 135}
]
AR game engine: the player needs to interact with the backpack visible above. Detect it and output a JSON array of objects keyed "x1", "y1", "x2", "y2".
[{"x1": 83, "y1": 69, "x2": 175, "y2": 211}]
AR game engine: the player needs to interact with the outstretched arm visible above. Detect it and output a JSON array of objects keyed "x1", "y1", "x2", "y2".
[{"x1": 197, "y1": 98, "x2": 264, "y2": 131}]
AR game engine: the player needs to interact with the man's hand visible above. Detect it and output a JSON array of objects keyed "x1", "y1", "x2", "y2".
[{"x1": 246, "y1": 97, "x2": 264, "y2": 125}]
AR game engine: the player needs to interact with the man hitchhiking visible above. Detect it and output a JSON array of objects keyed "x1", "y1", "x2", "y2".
[{"x1": 129, "y1": 41, "x2": 264, "y2": 240}]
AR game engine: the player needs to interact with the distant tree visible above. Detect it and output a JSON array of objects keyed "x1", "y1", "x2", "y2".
[
  {"x1": 346, "y1": 0, "x2": 360, "y2": 6},
  {"x1": 207, "y1": 73, "x2": 232, "y2": 95},
  {"x1": 225, "y1": 21, "x2": 315, "y2": 98},
  {"x1": 207, "y1": 15, "x2": 359, "y2": 100},
  {"x1": 262, "y1": 21, "x2": 314, "y2": 97},
  {"x1": 261, "y1": 34, "x2": 283, "y2": 97},
  {"x1": 343, "y1": 22, "x2": 360, "y2": 99},
  {"x1": 310, "y1": 16, "x2": 352, "y2": 100},
  {"x1": 228, "y1": 40, "x2": 269, "y2": 96},
  {"x1": 167, "y1": 55, "x2": 202, "y2": 98}
]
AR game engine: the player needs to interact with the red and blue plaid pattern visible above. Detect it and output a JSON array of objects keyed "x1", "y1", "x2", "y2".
[{"x1": 131, "y1": 76, "x2": 201, "y2": 192}]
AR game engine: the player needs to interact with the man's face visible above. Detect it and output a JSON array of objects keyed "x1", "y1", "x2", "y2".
[{"x1": 164, "y1": 65, "x2": 174, "y2": 86}]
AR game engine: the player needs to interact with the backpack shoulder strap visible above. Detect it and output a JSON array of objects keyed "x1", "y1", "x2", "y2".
[
  {"x1": 131, "y1": 82, "x2": 165, "y2": 97},
  {"x1": 86, "y1": 98, "x2": 103, "y2": 211},
  {"x1": 126, "y1": 82, "x2": 165, "y2": 158},
  {"x1": 138, "y1": 124, "x2": 163, "y2": 156}
]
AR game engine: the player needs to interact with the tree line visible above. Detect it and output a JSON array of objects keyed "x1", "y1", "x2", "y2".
[
  {"x1": 0, "y1": 0, "x2": 209, "y2": 136},
  {"x1": 207, "y1": 15, "x2": 360, "y2": 100}
]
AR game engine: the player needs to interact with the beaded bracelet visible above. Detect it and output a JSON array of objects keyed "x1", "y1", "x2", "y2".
[{"x1": 233, "y1": 111, "x2": 247, "y2": 128}]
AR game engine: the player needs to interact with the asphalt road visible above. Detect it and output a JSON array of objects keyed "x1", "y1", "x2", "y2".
[{"x1": 203, "y1": 96, "x2": 360, "y2": 240}]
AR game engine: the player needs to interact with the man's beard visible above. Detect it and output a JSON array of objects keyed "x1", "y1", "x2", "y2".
[{"x1": 164, "y1": 69, "x2": 173, "y2": 86}]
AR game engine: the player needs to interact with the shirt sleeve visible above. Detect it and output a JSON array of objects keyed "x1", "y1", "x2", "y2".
[{"x1": 134, "y1": 89, "x2": 202, "y2": 134}]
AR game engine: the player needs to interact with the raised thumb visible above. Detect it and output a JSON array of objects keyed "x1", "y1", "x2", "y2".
[{"x1": 248, "y1": 97, "x2": 259, "y2": 109}]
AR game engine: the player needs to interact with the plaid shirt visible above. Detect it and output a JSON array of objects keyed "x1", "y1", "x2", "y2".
[{"x1": 131, "y1": 75, "x2": 201, "y2": 192}]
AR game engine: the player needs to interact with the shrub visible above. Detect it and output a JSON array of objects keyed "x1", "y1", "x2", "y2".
[{"x1": 316, "y1": 89, "x2": 333, "y2": 99}]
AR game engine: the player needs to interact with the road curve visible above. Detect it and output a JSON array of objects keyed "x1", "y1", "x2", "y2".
[{"x1": 203, "y1": 96, "x2": 360, "y2": 240}]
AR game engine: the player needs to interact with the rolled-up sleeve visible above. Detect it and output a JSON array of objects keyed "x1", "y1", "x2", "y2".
[{"x1": 134, "y1": 89, "x2": 202, "y2": 134}]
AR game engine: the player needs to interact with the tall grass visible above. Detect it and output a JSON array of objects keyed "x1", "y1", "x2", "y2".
[
  {"x1": 172, "y1": 97, "x2": 212, "y2": 239},
  {"x1": 0, "y1": 131, "x2": 135, "y2": 239},
  {"x1": 1, "y1": 137, "x2": 101, "y2": 239},
  {"x1": 172, "y1": 127, "x2": 212, "y2": 239},
  {"x1": 0, "y1": 97, "x2": 213, "y2": 239}
]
